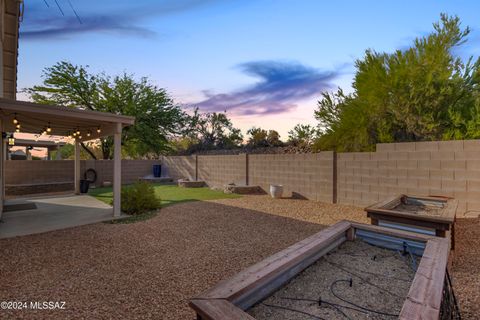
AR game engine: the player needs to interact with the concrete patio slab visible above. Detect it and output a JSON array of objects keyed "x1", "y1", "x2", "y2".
[{"x1": 0, "y1": 194, "x2": 127, "y2": 239}]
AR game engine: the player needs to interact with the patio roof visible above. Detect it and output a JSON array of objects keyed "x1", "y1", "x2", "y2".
[
  {"x1": 0, "y1": 98, "x2": 135, "y2": 140},
  {"x1": 0, "y1": 98, "x2": 136, "y2": 218},
  {"x1": 11, "y1": 137, "x2": 66, "y2": 148}
]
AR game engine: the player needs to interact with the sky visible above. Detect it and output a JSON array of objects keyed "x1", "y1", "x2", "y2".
[{"x1": 17, "y1": 0, "x2": 480, "y2": 139}]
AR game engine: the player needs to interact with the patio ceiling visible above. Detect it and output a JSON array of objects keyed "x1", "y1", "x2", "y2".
[{"x1": 0, "y1": 98, "x2": 135, "y2": 141}]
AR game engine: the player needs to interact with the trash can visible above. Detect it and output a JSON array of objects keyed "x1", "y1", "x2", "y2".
[
  {"x1": 153, "y1": 164, "x2": 162, "y2": 178},
  {"x1": 80, "y1": 179, "x2": 90, "y2": 193}
]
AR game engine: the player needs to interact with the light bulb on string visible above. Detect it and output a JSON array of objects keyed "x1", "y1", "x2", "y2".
[
  {"x1": 15, "y1": 123, "x2": 20, "y2": 129},
  {"x1": 12, "y1": 114, "x2": 18, "y2": 125},
  {"x1": 96, "y1": 127, "x2": 101, "y2": 134},
  {"x1": 46, "y1": 122, "x2": 52, "y2": 133},
  {"x1": 76, "y1": 129, "x2": 81, "y2": 135},
  {"x1": 87, "y1": 130, "x2": 91, "y2": 137}
]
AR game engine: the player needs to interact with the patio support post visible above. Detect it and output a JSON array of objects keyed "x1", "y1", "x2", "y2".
[
  {"x1": 113, "y1": 123, "x2": 122, "y2": 217},
  {"x1": 74, "y1": 139, "x2": 81, "y2": 194}
]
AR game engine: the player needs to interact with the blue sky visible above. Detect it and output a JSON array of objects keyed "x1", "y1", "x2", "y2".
[{"x1": 18, "y1": 0, "x2": 480, "y2": 138}]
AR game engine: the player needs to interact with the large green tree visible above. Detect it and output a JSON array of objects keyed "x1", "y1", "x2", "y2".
[
  {"x1": 186, "y1": 109, "x2": 243, "y2": 150},
  {"x1": 314, "y1": 14, "x2": 480, "y2": 151},
  {"x1": 26, "y1": 61, "x2": 188, "y2": 159}
]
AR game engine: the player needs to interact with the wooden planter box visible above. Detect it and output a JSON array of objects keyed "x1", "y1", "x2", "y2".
[
  {"x1": 189, "y1": 221, "x2": 452, "y2": 320},
  {"x1": 365, "y1": 195, "x2": 457, "y2": 248}
]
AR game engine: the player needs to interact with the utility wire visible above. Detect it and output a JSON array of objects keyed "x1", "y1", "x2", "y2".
[
  {"x1": 66, "y1": 0, "x2": 82, "y2": 24},
  {"x1": 43, "y1": 0, "x2": 50, "y2": 8},
  {"x1": 53, "y1": 0, "x2": 64, "y2": 16}
]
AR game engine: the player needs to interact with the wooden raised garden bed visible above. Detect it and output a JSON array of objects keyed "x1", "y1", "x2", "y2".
[
  {"x1": 190, "y1": 221, "x2": 459, "y2": 320},
  {"x1": 365, "y1": 194, "x2": 457, "y2": 248}
]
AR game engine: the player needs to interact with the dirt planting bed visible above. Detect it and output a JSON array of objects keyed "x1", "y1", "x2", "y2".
[{"x1": 248, "y1": 239, "x2": 418, "y2": 320}]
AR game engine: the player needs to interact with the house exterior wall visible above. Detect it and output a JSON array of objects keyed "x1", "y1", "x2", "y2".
[{"x1": 2, "y1": 0, "x2": 20, "y2": 99}]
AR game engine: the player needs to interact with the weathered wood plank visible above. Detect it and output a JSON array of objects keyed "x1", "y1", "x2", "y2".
[
  {"x1": 189, "y1": 299, "x2": 255, "y2": 320},
  {"x1": 368, "y1": 211, "x2": 450, "y2": 230},
  {"x1": 399, "y1": 237, "x2": 450, "y2": 320}
]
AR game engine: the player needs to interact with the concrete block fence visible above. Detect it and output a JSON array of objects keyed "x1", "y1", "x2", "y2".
[
  {"x1": 5, "y1": 160, "x2": 160, "y2": 195},
  {"x1": 6, "y1": 138, "x2": 480, "y2": 213},
  {"x1": 162, "y1": 139, "x2": 480, "y2": 213},
  {"x1": 162, "y1": 152, "x2": 337, "y2": 203}
]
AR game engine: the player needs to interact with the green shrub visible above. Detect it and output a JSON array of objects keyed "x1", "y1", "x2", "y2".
[{"x1": 120, "y1": 181, "x2": 161, "y2": 215}]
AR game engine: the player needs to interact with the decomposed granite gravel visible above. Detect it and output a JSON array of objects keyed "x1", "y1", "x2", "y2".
[{"x1": 0, "y1": 195, "x2": 478, "y2": 319}]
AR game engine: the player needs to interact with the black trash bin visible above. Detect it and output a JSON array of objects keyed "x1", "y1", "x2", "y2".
[
  {"x1": 153, "y1": 164, "x2": 162, "y2": 178},
  {"x1": 80, "y1": 179, "x2": 90, "y2": 193}
]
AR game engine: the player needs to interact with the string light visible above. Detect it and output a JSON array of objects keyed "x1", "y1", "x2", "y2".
[
  {"x1": 87, "y1": 130, "x2": 91, "y2": 137},
  {"x1": 15, "y1": 123, "x2": 21, "y2": 129},
  {"x1": 78, "y1": 135, "x2": 82, "y2": 139},
  {"x1": 76, "y1": 128, "x2": 81, "y2": 135},
  {"x1": 46, "y1": 122, "x2": 52, "y2": 133},
  {"x1": 96, "y1": 127, "x2": 101, "y2": 134},
  {"x1": 12, "y1": 113, "x2": 18, "y2": 125},
  {"x1": 15, "y1": 128, "x2": 20, "y2": 133}
]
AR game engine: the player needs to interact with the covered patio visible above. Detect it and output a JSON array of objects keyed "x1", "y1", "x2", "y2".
[
  {"x1": 0, "y1": 194, "x2": 123, "y2": 238},
  {"x1": 0, "y1": 98, "x2": 135, "y2": 235}
]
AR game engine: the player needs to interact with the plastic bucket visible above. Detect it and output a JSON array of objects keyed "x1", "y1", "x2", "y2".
[
  {"x1": 80, "y1": 179, "x2": 90, "y2": 193},
  {"x1": 153, "y1": 164, "x2": 162, "y2": 177},
  {"x1": 270, "y1": 184, "x2": 283, "y2": 199}
]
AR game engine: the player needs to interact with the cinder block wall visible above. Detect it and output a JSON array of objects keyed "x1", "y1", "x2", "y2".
[
  {"x1": 161, "y1": 156, "x2": 196, "y2": 180},
  {"x1": 249, "y1": 152, "x2": 334, "y2": 202},
  {"x1": 5, "y1": 160, "x2": 160, "y2": 186},
  {"x1": 337, "y1": 140, "x2": 480, "y2": 212},
  {"x1": 5, "y1": 160, "x2": 74, "y2": 184},
  {"x1": 197, "y1": 155, "x2": 246, "y2": 188}
]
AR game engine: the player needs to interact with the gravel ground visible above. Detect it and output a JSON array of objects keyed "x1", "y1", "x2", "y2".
[
  {"x1": 0, "y1": 196, "x2": 364, "y2": 320},
  {"x1": 0, "y1": 195, "x2": 478, "y2": 319},
  {"x1": 452, "y1": 217, "x2": 480, "y2": 319}
]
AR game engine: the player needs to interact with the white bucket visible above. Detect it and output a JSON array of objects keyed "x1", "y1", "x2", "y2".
[{"x1": 270, "y1": 184, "x2": 284, "y2": 199}]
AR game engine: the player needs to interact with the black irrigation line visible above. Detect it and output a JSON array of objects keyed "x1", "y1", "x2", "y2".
[
  {"x1": 325, "y1": 259, "x2": 409, "y2": 297},
  {"x1": 262, "y1": 303, "x2": 327, "y2": 320},
  {"x1": 279, "y1": 296, "x2": 361, "y2": 320},
  {"x1": 263, "y1": 242, "x2": 417, "y2": 319},
  {"x1": 330, "y1": 279, "x2": 400, "y2": 317}
]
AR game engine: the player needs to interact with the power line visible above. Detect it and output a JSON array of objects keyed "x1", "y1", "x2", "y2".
[
  {"x1": 67, "y1": 0, "x2": 82, "y2": 24},
  {"x1": 43, "y1": 0, "x2": 50, "y2": 8},
  {"x1": 53, "y1": 0, "x2": 64, "y2": 16}
]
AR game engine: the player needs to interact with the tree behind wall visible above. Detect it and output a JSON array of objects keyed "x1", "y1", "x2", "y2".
[
  {"x1": 26, "y1": 62, "x2": 188, "y2": 159},
  {"x1": 314, "y1": 14, "x2": 480, "y2": 151}
]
